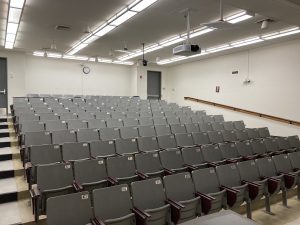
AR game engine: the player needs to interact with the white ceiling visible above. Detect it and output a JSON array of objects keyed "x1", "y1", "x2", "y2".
[{"x1": 1, "y1": 0, "x2": 300, "y2": 65}]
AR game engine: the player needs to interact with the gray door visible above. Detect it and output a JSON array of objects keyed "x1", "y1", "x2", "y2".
[
  {"x1": 0, "y1": 58, "x2": 8, "y2": 112},
  {"x1": 147, "y1": 71, "x2": 161, "y2": 100}
]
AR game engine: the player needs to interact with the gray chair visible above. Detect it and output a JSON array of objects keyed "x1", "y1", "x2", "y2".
[
  {"x1": 100, "y1": 127, "x2": 120, "y2": 141},
  {"x1": 237, "y1": 160, "x2": 280, "y2": 214},
  {"x1": 51, "y1": 130, "x2": 76, "y2": 144},
  {"x1": 47, "y1": 191, "x2": 92, "y2": 225},
  {"x1": 95, "y1": 111, "x2": 111, "y2": 119},
  {"x1": 233, "y1": 121, "x2": 245, "y2": 130},
  {"x1": 181, "y1": 147, "x2": 207, "y2": 168},
  {"x1": 235, "y1": 130, "x2": 249, "y2": 141},
  {"x1": 26, "y1": 144, "x2": 62, "y2": 187},
  {"x1": 199, "y1": 123, "x2": 213, "y2": 132},
  {"x1": 76, "y1": 128, "x2": 100, "y2": 142},
  {"x1": 66, "y1": 119, "x2": 88, "y2": 130},
  {"x1": 213, "y1": 115, "x2": 224, "y2": 123},
  {"x1": 138, "y1": 125, "x2": 156, "y2": 137},
  {"x1": 126, "y1": 112, "x2": 139, "y2": 119},
  {"x1": 221, "y1": 130, "x2": 238, "y2": 142},
  {"x1": 87, "y1": 119, "x2": 106, "y2": 129},
  {"x1": 192, "y1": 132, "x2": 211, "y2": 146},
  {"x1": 59, "y1": 112, "x2": 78, "y2": 120},
  {"x1": 288, "y1": 151, "x2": 300, "y2": 171},
  {"x1": 33, "y1": 163, "x2": 74, "y2": 221},
  {"x1": 157, "y1": 135, "x2": 177, "y2": 150},
  {"x1": 115, "y1": 138, "x2": 139, "y2": 155},
  {"x1": 62, "y1": 142, "x2": 90, "y2": 161},
  {"x1": 192, "y1": 168, "x2": 226, "y2": 215},
  {"x1": 77, "y1": 112, "x2": 95, "y2": 120},
  {"x1": 155, "y1": 125, "x2": 171, "y2": 136},
  {"x1": 185, "y1": 124, "x2": 200, "y2": 133},
  {"x1": 258, "y1": 127, "x2": 271, "y2": 138},
  {"x1": 39, "y1": 113, "x2": 59, "y2": 121},
  {"x1": 137, "y1": 136, "x2": 160, "y2": 152},
  {"x1": 276, "y1": 137, "x2": 293, "y2": 152},
  {"x1": 106, "y1": 155, "x2": 139, "y2": 184},
  {"x1": 139, "y1": 117, "x2": 154, "y2": 126},
  {"x1": 201, "y1": 144, "x2": 227, "y2": 165},
  {"x1": 140, "y1": 111, "x2": 153, "y2": 118},
  {"x1": 163, "y1": 172, "x2": 200, "y2": 223},
  {"x1": 175, "y1": 133, "x2": 195, "y2": 148},
  {"x1": 73, "y1": 159, "x2": 108, "y2": 191},
  {"x1": 135, "y1": 152, "x2": 164, "y2": 178},
  {"x1": 131, "y1": 178, "x2": 171, "y2": 225},
  {"x1": 120, "y1": 127, "x2": 139, "y2": 139},
  {"x1": 211, "y1": 122, "x2": 224, "y2": 131},
  {"x1": 153, "y1": 117, "x2": 167, "y2": 125},
  {"x1": 218, "y1": 143, "x2": 241, "y2": 161},
  {"x1": 170, "y1": 124, "x2": 187, "y2": 134},
  {"x1": 89, "y1": 140, "x2": 116, "y2": 158},
  {"x1": 123, "y1": 118, "x2": 139, "y2": 127},
  {"x1": 159, "y1": 149, "x2": 187, "y2": 174},
  {"x1": 166, "y1": 117, "x2": 180, "y2": 125},
  {"x1": 106, "y1": 118, "x2": 124, "y2": 128},
  {"x1": 92, "y1": 184, "x2": 135, "y2": 225},
  {"x1": 264, "y1": 138, "x2": 281, "y2": 154},
  {"x1": 246, "y1": 128, "x2": 260, "y2": 140},
  {"x1": 255, "y1": 157, "x2": 293, "y2": 207},
  {"x1": 222, "y1": 121, "x2": 235, "y2": 131},
  {"x1": 236, "y1": 141, "x2": 257, "y2": 159},
  {"x1": 207, "y1": 131, "x2": 224, "y2": 144},
  {"x1": 24, "y1": 131, "x2": 52, "y2": 147},
  {"x1": 179, "y1": 116, "x2": 192, "y2": 124},
  {"x1": 191, "y1": 116, "x2": 203, "y2": 124},
  {"x1": 20, "y1": 121, "x2": 45, "y2": 133},
  {"x1": 272, "y1": 154, "x2": 299, "y2": 199},
  {"x1": 45, "y1": 120, "x2": 67, "y2": 131},
  {"x1": 215, "y1": 163, "x2": 251, "y2": 218},
  {"x1": 287, "y1": 135, "x2": 300, "y2": 150},
  {"x1": 250, "y1": 139, "x2": 268, "y2": 156}
]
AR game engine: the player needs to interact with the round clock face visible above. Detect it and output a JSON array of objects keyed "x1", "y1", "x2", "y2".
[{"x1": 83, "y1": 66, "x2": 90, "y2": 74}]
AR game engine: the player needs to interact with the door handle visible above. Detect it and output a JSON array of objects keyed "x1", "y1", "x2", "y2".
[{"x1": 0, "y1": 89, "x2": 6, "y2": 95}]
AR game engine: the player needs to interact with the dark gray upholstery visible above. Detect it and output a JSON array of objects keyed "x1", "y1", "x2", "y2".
[
  {"x1": 157, "y1": 135, "x2": 177, "y2": 150},
  {"x1": 192, "y1": 132, "x2": 211, "y2": 145},
  {"x1": 120, "y1": 127, "x2": 139, "y2": 139},
  {"x1": 135, "y1": 152, "x2": 164, "y2": 177},
  {"x1": 106, "y1": 118, "x2": 124, "y2": 128},
  {"x1": 115, "y1": 138, "x2": 139, "y2": 155},
  {"x1": 45, "y1": 120, "x2": 67, "y2": 131},
  {"x1": 138, "y1": 125, "x2": 156, "y2": 137},
  {"x1": 159, "y1": 149, "x2": 187, "y2": 173},
  {"x1": 89, "y1": 140, "x2": 116, "y2": 158},
  {"x1": 155, "y1": 125, "x2": 171, "y2": 136},
  {"x1": 170, "y1": 124, "x2": 187, "y2": 134},
  {"x1": 87, "y1": 119, "x2": 106, "y2": 129},
  {"x1": 76, "y1": 128, "x2": 100, "y2": 142},
  {"x1": 181, "y1": 147, "x2": 206, "y2": 168},
  {"x1": 207, "y1": 131, "x2": 224, "y2": 144},
  {"x1": 62, "y1": 142, "x2": 90, "y2": 161},
  {"x1": 137, "y1": 136, "x2": 159, "y2": 152},
  {"x1": 51, "y1": 130, "x2": 76, "y2": 144},
  {"x1": 100, "y1": 127, "x2": 120, "y2": 141}
]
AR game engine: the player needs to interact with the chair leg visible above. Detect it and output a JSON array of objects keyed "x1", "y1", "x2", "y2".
[
  {"x1": 282, "y1": 189, "x2": 288, "y2": 207},
  {"x1": 297, "y1": 186, "x2": 300, "y2": 200},
  {"x1": 246, "y1": 200, "x2": 252, "y2": 219}
]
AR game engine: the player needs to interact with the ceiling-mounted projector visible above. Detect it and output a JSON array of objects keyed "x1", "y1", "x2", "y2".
[{"x1": 173, "y1": 44, "x2": 201, "y2": 56}]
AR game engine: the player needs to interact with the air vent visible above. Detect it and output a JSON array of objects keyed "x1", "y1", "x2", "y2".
[{"x1": 55, "y1": 25, "x2": 71, "y2": 31}]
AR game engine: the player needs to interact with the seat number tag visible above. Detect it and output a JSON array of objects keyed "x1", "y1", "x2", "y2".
[
  {"x1": 155, "y1": 180, "x2": 161, "y2": 185},
  {"x1": 152, "y1": 137, "x2": 156, "y2": 140},
  {"x1": 122, "y1": 187, "x2": 128, "y2": 192},
  {"x1": 83, "y1": 143, "x2": 88, "y2": 147},
  {"x1": 170, "y1": 136, "x2": 174, "y2": 139},
  {"x1": 185, "y1": 174, "x2": 191, "y2": 179},
  {"x1": 131, "y1": 139, "x2": 136, "y2": 142},
  {"x1": 176, "y1": 151, "x2": 180, "y2": 154},
  {"x1": 70, "y1": 130, "x2": 75, "y2": 133},
  {"x1": 196, "y1": 148, "x2": 201, "y2": 152},
  {"x1": 128, "y1": 156, "x2": 133, "y2": 161},
  {"x1": 82, "y1": 194, "x2": 89, "y2": 200},
  {"x1": 109, "y1": 141, "x2": 113, "y2": 144},
  {"x1": 65, "y1": 165, "x2": 71, "y2": 169},
  {"x1": 251, "y1": 162, "x2": 255, "y2": 166},
  {"x1": 210, "y1": 169, "x2": 215, "y2": 174},
  {"x1": 231, "y1": 165, "x2": 236, "y2": 169},
  {"x1": 98, "y1": 160, "x2": 104, "y2": 165},
  {"x1": 153, "y1": 153, "x2": 158, "y2": 157},
  {"x1": 54, "y1": 145, "x2": 59, "y2": 149}
]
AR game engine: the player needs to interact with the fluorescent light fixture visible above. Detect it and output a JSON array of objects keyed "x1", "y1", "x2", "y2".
[
  {"x1": 231, "y1": 36, "x2": 263, "y2": 47},
  {"x1": 206, "y1": 44, "x2": 233, "y2": 53},
  {"x1": 63, "y1": 55, "x2": 77, "y2": 60},
  {"x1": 5, "y1": 42, "x2": 14, "y2": 49},
  {"x1": 226, "y1": 11, "x2": 253, "y2": 24},
  {"x1": 94, "y1": 25, "x2": 116, "y2": 37},
  {"x1": 112, "y1": 60, "x2": 134, "y2": 65},
  {"x1": 131, "y1": 0, "x2": 158, "y2": 12},
  {"x1": 10, "y1": 0, "x2": 25, "y2": 8},
  {"x1": 7, "y1": 22, "x2": 19, "y2": 34},
  {"x1": 262, "y1": 27, "x2": 300, "y2": 40},
  {"x1": 89, "y1": 58, "x2": 96, "y2": 62},
  {"x1": 82, "y1": 35, "x2": 100, "y2": 44},
  {"x1": 33, "y1": 51, "x2": 44, "y2": 56},
  {"x1": 110, "y1": 11, "x2": 137, "y2": 26},
  {"x1": 63, "y1": 55, "x2": 88, "y2": 61},
  {"x1": 47, "y1": 53, "x2": 62, "y2": 58},
  {"x1": 8, "y1": 7, "x2": 22, "y2": 23},
  {"x1": 98, "y1": 58, "x2": 113, "y2": 63},
  {"x1": 159, "y1": 35, "x2": 184, "y2": 47},
  {"x1": 128, "y1": 0, "x2": 142, "y2": 8},
  {"x1": 5, "y1": 33, "x2": 16, "y2": 42},
  {"x1": 74, "y1": 43, "x2": 88, "y2": 51},
  {"x1": 190, "y1": 27, "x2": 214, "y2": 38},
  {"x1": 144, "y1": 44, "x2": 162, "y2": 53}
]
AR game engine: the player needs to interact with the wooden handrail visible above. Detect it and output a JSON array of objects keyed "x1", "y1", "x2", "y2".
[{"x1": 184, "y1": 97, "x2": 300, "y2": 127}]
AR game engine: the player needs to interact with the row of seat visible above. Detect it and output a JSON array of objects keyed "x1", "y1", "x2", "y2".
[
  {"x1": 37, "y1": 152, "x2": 300, "y2": 224},
  {"x1": 26, "y1": 137, "x2": 300, "y2": 190}
]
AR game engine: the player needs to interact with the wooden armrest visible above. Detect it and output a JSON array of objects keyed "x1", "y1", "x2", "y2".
[
  {"x1": 164, "y1": 168, "x2": 173, "y2": 175},
  {"x1": 166, "y1": 199, "x2": 185, "y2": 209},
  {"x1": 195, "y1": 191, "x2": 215, "y2": 200},
  {"x1": 136, "y1": 171, "x2": 150, "y2": 180},
  {"x1": 184, "y1": 164, "x2": 198, "y2": 171},
  {"x1": 30, "y1": 186, "x2": 40, "y2": 199},
  {"x1": 107, "y1": 177, "x2": 118, "y2": 185},
  {"x1": 91, "y1": 218, "x2": 105, "y2": 225},
  {"x1": 72, "y1": 181, "x2": 83, "y2": 192},
  {"x1": 221, "y1": 185, "x2": 239, "y2": 207},
  {"x1": 206, "y1": 161, "x2": 218, "y2": 167},
  {"x1": 132, "y1": 207, "x2": 151, "y2": 219},
  {"x1": 196, "y1": 192, "x2": 214, "y2": 215},
  {"x1": 242, "y1": 180, "x2": 260, "y2": 200}
]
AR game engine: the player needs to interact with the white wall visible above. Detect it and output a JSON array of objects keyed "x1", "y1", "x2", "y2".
[
  {"x1": 166, "y1": 39, "x2": 300, "y2": 136},
  {"x1": 0, "y1": 51, "x2": 137, "y2": 107}
]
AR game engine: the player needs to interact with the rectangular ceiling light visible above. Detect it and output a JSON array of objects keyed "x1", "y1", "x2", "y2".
[
  {"x1": 131, "y1": 0, "x2": 158, "y2": 12},
  {"x1": 98, "y1": 58, "x2": 113, "y2": 63},
  {"x1": 226, "y1": 11, "x2": 253, "y2": 24},
  {"x1": 33, "y1": 51, "x2": 44, "y2": 56},
  {"x1": 47, "y1": 53, "x2": 62, "y2": 58},
  {"x1": 7, "y1": 22, "x2": 19, "y2": 34},
  {"x1": 159, "y1": 35, "x2": 184, "y2": 47},
  {"x1": 231, "y1": 36, "x2": 263, "y2": 47},
  {"x1": 94, "y1": 25, "x2": 116, "y2": 37},
  {"x1": 262, "y1": 27, "x2": 300, "y2": 40},
  {"x1": 5, "y1": 33, "x2": 16, "y2": 42},
  {"x1": 82, "y1": 35, "x2": 100, "y2": 44},
  {"x1": 206, "y1": 44, "x2": 233, "y2": 53},
  {"x1": 10, "y1": 0, "x2": 25, "y2": 8},
  {"x1": 190, "y1": 27, "x2": 214, "y2": 38},
  {"x1": 5, "y1": 42, "x2": 14, "y2": 49},
  {"x1": 8, "y1": 7, "x2": 22, "y2": 23},
  {"x1": 110, "y1": 11, "x2": 137, "y2": 26}
]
